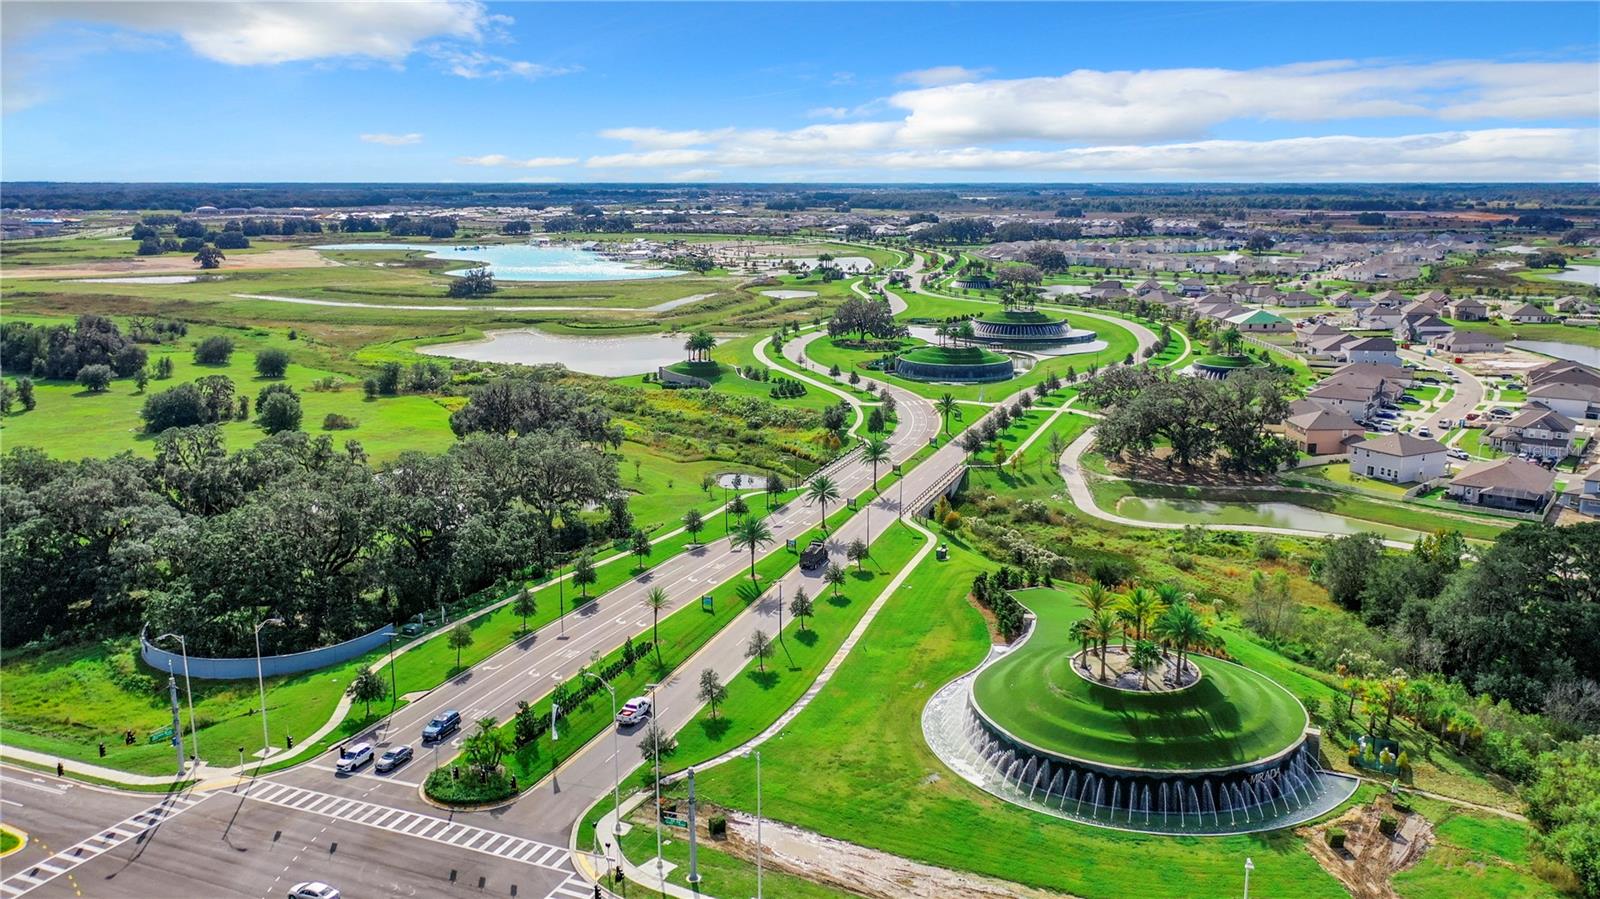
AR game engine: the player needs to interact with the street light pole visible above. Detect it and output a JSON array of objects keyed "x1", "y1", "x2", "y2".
[
  {"x1": 1243, "y1": 857, "x2": 1254, "y2": 899},
  {"x1": 155, "y1": 632, "x2": 198, "y2": 766},
  {"x1": 647, "y1": 680, "x2": 663, "y2": 884},
  {"x1": 253, "y1": 617, "x2": 283, "y2": 773},
  {"x1": 582, "y1": 672, "x2": 621, "y2": 837}
]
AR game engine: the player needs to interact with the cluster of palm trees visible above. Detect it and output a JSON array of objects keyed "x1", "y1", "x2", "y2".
[
  {"x1": 1069, "y1": 582, "x2": 1219, "y2": 690},
  {"x1": 932, "y1": 320, "x2": 976, "y2": 347},
  {"x1": 683, "y1": 330, "x2": 717, "y2": 364}
]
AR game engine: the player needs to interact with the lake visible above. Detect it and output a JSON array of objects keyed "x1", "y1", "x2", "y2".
[
  {"x1": 313, "y1": 243, "x2": 682, "y2": 282},
  {"x1": 1511, "y1": 340, "x2": 1600, "y2": 367},
  {"x1": 1114, "y1": 496, "x2": 1420, "y2": 540},
  {"x1": 1544, "y1": 265, "x2": 1600, "y2": 287},
  {"x1": 419, "y1": 328, "x2": 692, "y2": 376}
]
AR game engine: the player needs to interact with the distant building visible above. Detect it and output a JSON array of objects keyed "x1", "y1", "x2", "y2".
[
  {"x1": 1342, "y1": 336, "x2": 1402, "y2": 366},
  {"x1": 1506, "y1": 303, "x2": 1558, "y2": 324},
  {"x1": 1283, "y1": 406, "x2": 1364, "y2": 456},
  {"x1": 1447, "y1": 298, "x2": 1490, "y2": 321},
  {"x1": 1429, "y1": 330, "x2": 1505, "y2": 354},
  {"x1": 1226, "y1": 308, "x2": 1291, "y2": 333}
]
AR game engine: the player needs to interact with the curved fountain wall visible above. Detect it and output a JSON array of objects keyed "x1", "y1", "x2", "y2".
[
  {"x1": 922, "y1": 642, "x2": 1359, "y2": 835},
  {"x1": 970, "y1": 319, "x2": 1098, "y2": 346}
]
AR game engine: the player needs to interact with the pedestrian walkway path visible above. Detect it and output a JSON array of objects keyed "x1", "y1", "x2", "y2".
[
  {"x1": 241, "y1": 780, "x2": 573, "y2": 872},
  {"x1": 0, "y1": 747, "x2": 193, "y2": 787},
  {"x1": 0, "y1": 791, "x2": 206, "y2": 897}
]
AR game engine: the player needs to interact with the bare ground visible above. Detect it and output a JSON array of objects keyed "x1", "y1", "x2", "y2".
[
  {"x1": 1300, "y1": 795, "x2": 1433, "y2": 899},
  {"x1": 705, "y1": 806, "x2": 1080, "y2": 899},
  {"x1": 3, "y1": 247, "x2": 338, "y2": 279}
]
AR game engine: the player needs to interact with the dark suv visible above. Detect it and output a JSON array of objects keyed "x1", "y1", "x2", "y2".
[
  {"x1": 421, "y1": 710, "x2": 461, "y2": 743},
  {"x1": 799, "y1": 539, "x2": 829, "y2": 570}
]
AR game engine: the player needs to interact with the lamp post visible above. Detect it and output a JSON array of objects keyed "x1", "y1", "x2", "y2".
[
  {"x1": 557, "y1": 558, "x2": 567, "y2": 639},
  {"x1": 253, "y1": 617, "x2": 284, "y2": 771},
  {"x1": 154, "y1": 632, "x2": 198, "y2": 766},
  {"x1": 1243, "y1": 857, "x2": 1254, "y2": 899},
  {"x1": 582, "y1": 672, "x2": 621, "y2": 836},
  {"x1": 646, "y1": 680, "x2": 664, "y2": 884}
]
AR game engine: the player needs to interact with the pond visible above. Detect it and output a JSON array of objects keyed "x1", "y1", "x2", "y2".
[
  {"x1": 419, "y1": 328, "x2": 693, "y2": 376},
  {"x1": 1114, "y1": 496, "x2": 1421, "y2": 541},
  {"x1": 1511, "y1": 340, "x2": 1600, "y2": 367},
  {"x1": 71, "y1": 274, "x2": 211, "y2": 284},
  {"x1": 1543, "y1": 265, "x2": 1600, "y2": 287},
  {"x1": 313, "y1": 242, "x2": 682, "y2": 282}
]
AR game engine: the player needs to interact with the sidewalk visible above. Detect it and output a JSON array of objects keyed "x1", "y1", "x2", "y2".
[
  {"x1": 591, "y1": 796, "x2": 705, "y2": 899},
  {"x1": 0, "y1": 745, "x2": 194, "y2": 787}
]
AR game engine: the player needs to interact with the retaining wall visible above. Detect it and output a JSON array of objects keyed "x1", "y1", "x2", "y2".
[{"x1": 140, "y1": 624, "x2": 395, "y2": 680}]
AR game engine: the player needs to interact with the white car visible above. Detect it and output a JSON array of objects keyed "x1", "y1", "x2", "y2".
[
  {"x1": 334, "y1": 742, "x2": 373, "y2": 774},
  {"x1": 288, "y1": 883, "x2": 341, "y2": 899},
  {"x1": 616, "y1": 697, "x2": 652, "y2": 726}
]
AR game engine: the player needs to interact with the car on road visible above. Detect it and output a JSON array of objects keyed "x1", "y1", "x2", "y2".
[
  {"x1": 376, "y1": 744, "x2": 413, "y2": 773},
  {"x1": 288, "y1": 883, "x2": 341, "y2": 899},
  {"x1": 422, "y1": 710, "x2": 461, "y2": 743},
  {"x1": 1439, "y1": 418, "x2": 1451, "y2": 428},
  {"x1": 799, "y1": 539, "x2": 829, "y2": 570},
  {"x1": 1416, "y1": 427, "x2": 1433, "y2": 438},
  {"x1": 1448, "y1": 449, "x2": 1470, "y2": 460},
  {"x1": 616, "y1": 697, "x2": 652, "y2": 726},
  {"x1": 335, "y1": 742, "x2": 373, "y2": 774}
]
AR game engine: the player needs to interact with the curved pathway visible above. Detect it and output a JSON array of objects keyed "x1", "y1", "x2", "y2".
[
  {"x1": 229, "y1": 291, "x2": 715, "y2": 314},
  {"x1": 1057, "y1": 428, "x2": 1414, "y2": 549}
]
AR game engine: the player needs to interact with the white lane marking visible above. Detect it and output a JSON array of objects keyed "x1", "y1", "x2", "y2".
[{"x1": 0, "y1": 793, "x2": 204, "y2": 897}]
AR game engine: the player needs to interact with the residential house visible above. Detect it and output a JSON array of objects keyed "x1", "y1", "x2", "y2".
[
  {"x1": 1177, "y1": 278, "x2": 1208, "y2": 297},
  {"x1": 1429, "y1": 330, "x2": 1506, "y2": 354},
  {"x1": 1283, "y1": 406, "x2": 1364, "y2": 456},
  {"x1": 1447, "y1": 458, "x2": 1556, "y2": 513},
  {"x1": 1278, "y1": 290, "x2": 1322, "y2": 308},
  {"x1": 1575, "y1": 465, "x2": 1600, "y2": 517},
  {"x1": 1227, "y1": 309, "x2": 1291, "y2": 333},
  {"x1": 1371, "y1": 289, "x2": 1408, "y2": 308},
  {"x1": 1526, "y1": 361, "x2": 1600, "y2": 420},
  {"x1": 1343, "y1": 336, "x2": 1402, "y2": 366},
  {"x1": 1555, "y1": 295, "x2": 1599, "y2": 315},
  {"x1": 1507, "y1": 303, "x2": 1558, "y2": 324},
  {"x1": 1395, "y1": 314, "x2": 1453, "y2": 344},
  {"x1": 1486, "y1": 405, "x2": 1578, "y2": 461},
  {"x1": 1415, "y1": 290, "x2": 1451, "y2": 305},
  {"x1": 1331, "y1": 362, "x2": 1414, "y2": 387},
  {"x1": 1355, "y1": 306, "x2": 1403, "y2": 330},
  {"x1": 1349, "y1": 433, "x2": 1450, "y2": 483},
  {"x1": 1305, "y1": 365, "x2": 1406, "y2": 418},
  {"x1": 1296, "y1": 322, "x2": 1346, "y2": 349},
  {"x1": 1446, "y1": 297, "x2": 1490, "y2": 321}
]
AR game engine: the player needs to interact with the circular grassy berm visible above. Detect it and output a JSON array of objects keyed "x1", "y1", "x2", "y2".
[
  {"x1": 977, "y1": 309, "x2": 1066, "y2": 325},
  {"x1": 899, "y1": 345, "x2": 1009, "y2": 365},
  {"x1": 1192, "y1": 354, "x2": 1257, "y2": 369},
  {"x1": 972, "y1": 589, "x2": 1306, "y2": 771}
]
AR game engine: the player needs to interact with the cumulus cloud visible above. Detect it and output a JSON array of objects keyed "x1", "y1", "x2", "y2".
[
  {"x1": 428, "y1": 48, "x2": 580, "y2": 80},
  {"x1": 361, "y1": 132, "x2": 423, "y2": 146},
  {"x1": 457, "y1": 154, "x2": 578, "y2": 168},
  {"x1": 584, "y1": 58, "x2": 1597, "y2": 180},
  {"x1": 3, "y1": 0, "x2": 490, "y2": 65},
  {"x1": 896, "y1": 65, "x2": 990, "y2": 87}
]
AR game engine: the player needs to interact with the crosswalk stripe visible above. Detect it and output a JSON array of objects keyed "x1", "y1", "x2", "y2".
[{"x1": 0, "y1": 792, "x2": 207, "y2": 898}]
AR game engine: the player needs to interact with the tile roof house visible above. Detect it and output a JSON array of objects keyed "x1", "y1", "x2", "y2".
[
  {"x1": 1447, "y1": 298, "x2": 1490, "y2": 321},
  {"x1": 1295, "y1": 322, "x2": 1345, "y2": 348},
  {"x1": 1306, "y1": 366, "x2": 1406, "y2": 418},
  {"x1": 1342, "y1": 336, "x2": 1402, "y2": 366},
  {"x1": 1447, "y1": 457, "x2": 1556, "y2": 513},
  {"x1": 1227, "y1": 308, "x2": 1291, "y2": 332},
  {"x1": 1349, "y1": 433, "x2": 1449, "y2": 483},
  {"x1": 1507, "y1": 303, "x2": 1558, "y2": 324},
  {"x1": 1277, "y1": 290, "x2": 1322, "y2": 308},
  {"x1": 1486, "y1": 405, "x2": 1578, "y2": 461},
  {"x1": 1395, "y1": 314, "x2": 1454, "y2": 343},
  {"x1": 1575, "y1": 465, "x2": 1600, "y2": 517},
  {"x1": 1283, "y1": 406, "x2": 1365, "y2": 456},
  {"x1": 1429, "y1": 330, "x2": 1506, "y2": 354}
]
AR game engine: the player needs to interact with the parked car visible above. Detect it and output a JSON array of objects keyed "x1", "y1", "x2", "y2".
[
  {"x1": 376, "y1": 744, "x2": 413, "y2": 773},
  {"x1": 616, "y1": 697, "x2": 652, "y2": 726},
  {"x1": 421, "y1": 710, "x2": 461, "y2": 743},
  {"x1": 335, "y1": 742, "x2": 373, "y2": 774},
  {"x1": 1416, "y1": 428, "x2": 1433, "y2": 437},
  {"x1": 1448, "y1": 449, "x2": 1470, "y2": 460},
  {"x1": 401, "y1": 622, "x2": 424, "y2": 637},
  {"x1": 288, "y1": 883, "x2": 341, "y2": 899},
  {"x1": 1465, "y1": 412, "x2": 1480, "y2": 421},
  {"x1": 1376, "y1": 410, "x2": 1397, "y2": 420}
]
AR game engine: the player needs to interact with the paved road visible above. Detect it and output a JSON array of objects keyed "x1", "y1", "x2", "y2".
[{"x1": 0, "y1": 765, "x2": 158, "y2": 888}]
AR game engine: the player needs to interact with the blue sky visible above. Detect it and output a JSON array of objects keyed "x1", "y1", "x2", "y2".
[{"x1": 2, "y1": 1, "x2": 1595, "y2": 182}]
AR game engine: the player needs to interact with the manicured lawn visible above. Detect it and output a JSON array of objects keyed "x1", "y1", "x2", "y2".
[
  {"x1": 1289, "y1": 462, "x2": 1413, "y2": 498},
  {"x1": 686, "y1": 533, "x2": 1349, "y2": 899},
  {"x1": 616, "y1": 823, "x2": 855, "y2": 899},
  {"x1": 899, "y1": 345, "x2": 1009, "y2": 365},
  {"x1": 1394, "y1": 799, "x2": 1562, "y2": 899},
  {"x1": 972, "y1": 589, "x2": 1307, "y2": 770},
  {"x1": 1, "y1": 827, "x2": 23, "y2": 855}
]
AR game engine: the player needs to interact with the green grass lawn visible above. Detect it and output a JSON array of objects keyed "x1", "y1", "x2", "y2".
[
  {"x1": 1288, "y1": 462, "x2": 1414, "y2": 498},
  {"x1": 1394, "y1": 798, "x2": 1562, "y2": 899},
  {"x1": 685, "y1": 532, "x2": 1349, "y2": 899},
  {"x1": 1, "y1": 827, "x2": 23, "y2": 855},
  {"x1": 898, "y1": 344, "x2": 1010, "y2": 365},
  {"x1": 1192, "y1": 353, "x2": 1257, "y2": 369},
  {"x1": 972, "y1": 588, "x2": 1306, "y2": 770},
  {"x1": 616, "y1": 822, "x2": 856, "y2": 899}
]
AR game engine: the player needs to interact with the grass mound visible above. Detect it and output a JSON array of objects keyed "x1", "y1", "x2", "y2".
[
  {"x1": 977, "y1": 309, "x2": 1064, "y2": 325},
  {"x1": 972, "y1": 588, "x2": 1306, "y2": 770},
  {"x1": 1193, "y1": 354, "x2": 1257, "y2": 369},
  {"x1": 899, "y1": 345, "x2": 1009, "y2": 365}
]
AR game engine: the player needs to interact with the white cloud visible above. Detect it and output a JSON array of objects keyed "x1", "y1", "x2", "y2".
[
  {"x1": 361, "y1": 132, "x2": 423, "y2": 146},
  {"x1": 457, "y1": 154, "x2": 578, "y2": 168},
  {"x1": 429, "y1": 48, "x2": 580, "y2": 80},
  {"x1": 597, "y1": 127, "x2": 736, "y2": 149},
  {"x1": 807, "y1": 106, "x2": 851, "y2": 120},
  {"x1": 896, "y1": 65, "x2": 990, "y2": 88},
  {"x1": 3, "y1": 1, "x2": 491, "y2": 65}
]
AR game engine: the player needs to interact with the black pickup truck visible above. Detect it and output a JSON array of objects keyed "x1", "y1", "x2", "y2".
[{"x1": 799, "y1": 539, "x2": 830, "y2": 570}]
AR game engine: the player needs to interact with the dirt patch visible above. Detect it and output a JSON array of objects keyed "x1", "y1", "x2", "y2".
[
  {"x1": 708, "y1": 808, "x2": 1079, "y2": 899},
  {"x1": 1300, "y1": 795, "x2": 1434, "y2": 899},
  {"x1": 3, "y1": 247, "x2": 338, "y2": 279}
]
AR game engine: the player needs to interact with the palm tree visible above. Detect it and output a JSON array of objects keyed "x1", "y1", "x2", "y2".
[
  {"x1": 1153, "y1": 602, "x2": 1209, "y2": 687},
  {"x1": 684, "y1": 330, "x2": 716, "y2": 363},
  {"x1": 1130, "y1": 639, "x2": 1162, "y2": 691},
  {"x1": 728, "y1": 516, "x2": 773, "y2": 585},
  {"x1": 1081, "y1": 582, "x2": 1114, "y2": 617},
  {"x1": 1122, "y1": 587, "x2": 1166, "y2": 643},
  {"x1": 1069, "y1": 618, "x2": 1097, "y2": 665},
  {"x1": 645, "y1": 586, "x2": 668, "y2": 660},
  {"x1": 862, "y1": 436, "x2": 891, "y2": 491},
  {"x1": 804, "y1": 475, "x2": 841, "y2": 532},
  {"x1": 1220, "y1": 326, "x2": 1244, "y2": 356},
  {"x1": 1086, "y1": 609, "x2": 1118, "y2": 681},
  {"x1": 936, "y1": 393, "x2": 957, "y2": 436}
]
